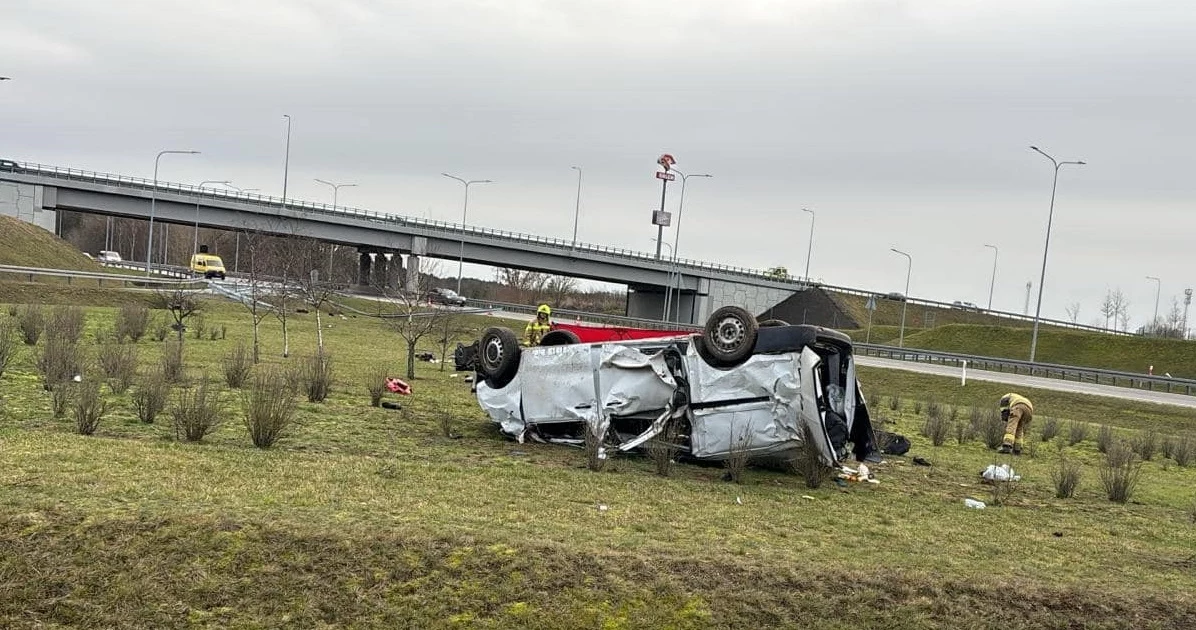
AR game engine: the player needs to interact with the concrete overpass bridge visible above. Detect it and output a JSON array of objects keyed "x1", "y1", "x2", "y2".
[{"x1": 0, "y1": 159, "x2": 802, "y2": 323}]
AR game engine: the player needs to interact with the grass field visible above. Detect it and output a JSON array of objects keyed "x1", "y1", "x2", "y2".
[
  {"x1": 0, "y1": 214, "x2": 103, "y2": 271},
  {"x1": 3, "y1": 289, "x2": 1196, "y2": 628}
]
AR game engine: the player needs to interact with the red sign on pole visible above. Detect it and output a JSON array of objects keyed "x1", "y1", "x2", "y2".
[
  {"x1": 655, "y1": 171, "x2": 675, "y2": 181},
  {"x1": 657, "y1": 154, "x2": 676, "y2": 171}
]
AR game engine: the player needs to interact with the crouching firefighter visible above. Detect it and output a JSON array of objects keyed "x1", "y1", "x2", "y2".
[{"x1": 998, "y1": 393, "x2": 1034, "y2": 455}]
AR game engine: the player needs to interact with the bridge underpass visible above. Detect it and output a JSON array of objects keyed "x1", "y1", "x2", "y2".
[{"x1": 1, "y1": 161, "x2": 806, "y2": 325}]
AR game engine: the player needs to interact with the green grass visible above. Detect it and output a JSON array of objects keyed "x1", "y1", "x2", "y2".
[
  {"x1": 0, "y1": 214, "x2": 103, "y2": 271},
  {"x1": 3, "y1": 292, "x2": 1196, "y2": 628},
  {"x1": 893, "y1": 324, "x2": 1196, "y2": 378}
]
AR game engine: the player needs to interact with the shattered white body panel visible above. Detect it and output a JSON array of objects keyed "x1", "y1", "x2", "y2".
[{"x1": 476, "y1": 336, "x2": 850, "y2": 466}]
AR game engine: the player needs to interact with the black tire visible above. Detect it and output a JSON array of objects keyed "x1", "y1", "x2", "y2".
[
  {"x1": 696, "y1": 305, "x2": 759, "y2": 368},
  {"x1": 759, "y1": 319, "x2": 789, "y2": 327},
  {"x1": 539, "y1": 329, "x2": 581, "y2": 346},
  {"x1": 478, "y1": 326, "x2": 520, "y2": 388}
]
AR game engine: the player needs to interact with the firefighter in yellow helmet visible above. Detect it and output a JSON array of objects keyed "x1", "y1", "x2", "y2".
[
  {"x1": 998, "y1": 393, "x2": 1034, "y2": 455},
  {"x1": 524, "y1": 304, "x2": 553, "y2": 346}
]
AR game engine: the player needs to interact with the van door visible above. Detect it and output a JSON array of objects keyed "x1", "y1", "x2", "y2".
[{"x1": 797, "y1": 346, "x2": 840, "y2": 467}]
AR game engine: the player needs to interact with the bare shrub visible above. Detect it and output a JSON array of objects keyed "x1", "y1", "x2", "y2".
[
  {"x1": 1068, "y1": 420, "x2": 1088, "y2": 446},
  {"x1": 364, "y1": 363, "x2": 390, "y2": 407},
  {"x1": 160, "y1": 340, "x2": 185, "y2": 383},
  {"x1": 37, "y1": 335, "x2": 80, "y2": 392},
  {"x1": 1162, "y1": 435, "x2": 1176, "y2": 460},
  {"x1": 191, "y1": 316, "x2": 207, "y2": 340},
  {"x1": 48, "y1": 305, "x2": 85, "y2": 344},
  {"x1": 988, "y1": 477, "x2": 1018, "y2": 506},
  {"x1": 646, "y1": 421, "x2": 681, "y2": 477},
  {"x1": 115, "y1": 303, "x2": 150, "y2": 342},
  {"x1": 241, "y1": 366, "x2": 297, "y2": 448},
  {"x1": 724, "y1": 421, "x2": 753, "y2": 484},
  {"x1": 791, "y1": 422, "x2": 833, "y2": 489},
  {"x1": 152, "y1": 321, "x2": 169, "y2": 342},
  {"x1": 1132, "y1": 430, "x2": 1158, "y2": 461},
  {"x1": 913, "y1": 400, "x2": 923, "y2": 415},
  {"x1": 72, "y1": 379, "x2": 107, "y2": 435},
  {"x1": 921, "y1": 411, "x2": 950, "y2": 447},
  {"x1": 170, "y1": 381, "x2": 223, "y2": 442},
  {"x1": 97, "y1": 341, "x2": 138, "y2": 394},
  {"x1": 954, "y1": 420, "x2": 973, "y2": 445},
  {"x1": 1097, "y1": 425, "x2": 1114, "y2": 454},
  {"x1": 1040, "y1": 417, "x2": 1060, "y2": 442},
  {"x1": 436, "y1": 410, "x2": 456, "y2": 439},
  {"x1": 925, "y1": 400, "x2": 942, "y2": 418},
  {"x1": 298, "y1": 351, "x2": 333, "y2": 403},
  {"x1": 221, "y1": 340, "x2": 252, "y2": 389},
  {"x1": 981, "y1": 409, "x2": 1005, "y2": 450},
  {"x1": 583, "y1": 421, "x2": 606, "y2": 472},
  {"x1": 888, "y1": 395, "x2": 900, "y2": 412},
  {"x1": 132, "y1": 369, "x2": 169, "y2": 424},
  {"x1": 1051, "y1": 454, "x2": 1082, "y2": 499},
  {"x1": 50, "y1": 381, "x2": 72, "y2": 418},
  {"x1": 1172, "y1": 436, "x2": 1194, "y2": 467},
  {"x1": 1100, "y1": 441, "x2": 1143, "y2": 504},
  {"x1": 209, "y1": 329, "x2": 220, "y2": 341},
  {"x1": 5, "y1": 304, "x2": 15, "y2": 317},
  {"x1": 17, "y1": 304, "x2": 45, "y2": 345},
  {"x1": 0, "y1": 319, "x2": 17, "y2": 378}
]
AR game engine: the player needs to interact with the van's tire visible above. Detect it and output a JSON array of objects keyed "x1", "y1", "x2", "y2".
[
  {"x1": 759, "y1": 319, "x2": 789, "y2": 327},
  {"x1": 478, "y1": 326, "x2": 521, "y2": 388},
  {"x1": 539, "y1": 329, "x2": 581, "y2": 346},
  {"x1": 695, "y1": 306, "x2": 758, "y2": 368}
]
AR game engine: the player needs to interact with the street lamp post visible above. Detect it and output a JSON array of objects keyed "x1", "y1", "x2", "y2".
[
  {"x1": 281, "y1": 115, "x2": 291, "y2": 211},
  {"x1": 442, "y1": 173, "x2": 493, "y2": 294},
  {"x1": 984, "y1": 244, "x2": 998, "y2": 310},
  {"x1": 891, "y1": 248, "x2": 912, "y2": 347},
  {"x1": 146, "y1": 149, "x2": 200, "y2": 274},
  {"x1": 194, "y1": 180, "x2": 231, "y2": 259},
  {"x1": 651, "y1": 238, "x2": 674, "y2": 320},
  {"x1": 570, "y1": 166, "x2": 582, "y2": 250},
  {"x1": 665, "y1": 170, "x2": 711, "y2": 322},
  {"x1": 315, "y1": 179, "x2": 358, "y2": 282},
  {"x1": 1028, "y1": 146, "x2": 1085, "y2": 363},
  {"x1": 1146, "y1": 275, "x2": 1161, "y2": 332},
  {"x1": 802, "y1": 208, "x2": 815, "y2": 282}
]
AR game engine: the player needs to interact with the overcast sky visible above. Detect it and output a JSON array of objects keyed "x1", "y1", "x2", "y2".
[{"x1": 3, "y1": 0, "x2": 1194, "y2": 328}]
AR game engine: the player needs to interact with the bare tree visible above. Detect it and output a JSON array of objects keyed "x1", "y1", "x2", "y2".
[
  {"x1": 384, "y1": 259, "x2": 452, "y2": 379},
  {"x1": 1099, "y1": 290, "x2": 1117, "y2": 331},
  {"x1": 234, "y1": 227, "x2": 275, "y2": 363},
  {"x1": 496, "y1": 268, "x2": 550, "y2": 304},
  {"x1": 435, "y1": 312, "x2": 474, "y2": 372},
  {"x1": 545, "y1": 275, "x2": 578, "y2": 306},
  {"x1": 1112, "y1": 289, "x2": 1131, "y2": 332},
  {"x1": 1065, "y1": 302, "x2": 1081, "y2": 324},
  {"x1": 152, "y1": 285, "x2": 202, "y2": 343}
]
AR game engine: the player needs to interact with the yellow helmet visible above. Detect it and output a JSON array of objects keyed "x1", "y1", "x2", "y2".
[{"x1": 537, "y1": 304, "x2": 551, "y2": 316}]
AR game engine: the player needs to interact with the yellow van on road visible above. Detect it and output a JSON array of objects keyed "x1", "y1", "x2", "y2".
[{"x1": 190, "y1": 253, "x2": 227, "y2": 279}]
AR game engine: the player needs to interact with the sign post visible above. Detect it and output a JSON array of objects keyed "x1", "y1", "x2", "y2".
[
  {"x1": 653, "y1": 154, "x2": 676, "y2": 260},
  {"x1": 865, "y1": 295, "x2": 877, "y2": 343}
]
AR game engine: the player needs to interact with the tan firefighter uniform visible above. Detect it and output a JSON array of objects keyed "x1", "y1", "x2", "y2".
[
  {"x1": 523, "y1": 304, "x2": 552, "y2": 346},
  {"x1": 998, "y1": 393, "x2": 1034, "y2": 454}
]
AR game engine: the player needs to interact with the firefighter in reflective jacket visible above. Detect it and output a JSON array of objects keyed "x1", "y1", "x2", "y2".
[
  {"x1": 524, "y1": 304, "x2": 552, "y2": 346},
  {"x1": 998, "y1": 393, "x2": 1034, "y2": 455}
]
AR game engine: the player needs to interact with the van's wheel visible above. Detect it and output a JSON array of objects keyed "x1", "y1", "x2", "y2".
[
  {"x1": 759, "y1": 319, "x2": 789, "y2": 327},
  {"x1": 478, "y1": 326, "x2": 521, "y2": 388},
  {"x1": 539, "y1": 330, "x2": 581, "y2": 346},
  {"x1": 696, "y1": 306, "x2": 758, "y2": 368}
]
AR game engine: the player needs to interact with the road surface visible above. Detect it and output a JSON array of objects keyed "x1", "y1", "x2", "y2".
[{"x1": 856, "y1": 356, "x2": 1196, "y2": 409}]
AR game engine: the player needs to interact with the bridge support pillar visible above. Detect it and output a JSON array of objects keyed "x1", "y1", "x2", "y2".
[
  {"x1": 386, "y1": 253, "x2": 404, "y2": 290},
  {"x1": 372, "y1": 253, "x2": 389, "y2": 289},
  {"x1": 406, "y1": 254, "x2": 421, "y2": 291},
  {"x1": 357, "y1": 251, "x2": 372, "y2": 287}
]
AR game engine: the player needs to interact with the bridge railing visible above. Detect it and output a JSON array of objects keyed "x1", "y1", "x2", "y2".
[{"x1": 0, "y1": 159, "x2": 1142, "y2": 337}]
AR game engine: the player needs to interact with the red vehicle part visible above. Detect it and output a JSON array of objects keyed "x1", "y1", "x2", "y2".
[{"x1": 549, "y1": 321, "x2": 695, "y2": 344}]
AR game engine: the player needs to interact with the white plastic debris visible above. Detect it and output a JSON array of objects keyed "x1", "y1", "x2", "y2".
[
  {"x1": 800, "y1": 495, "x2": 816, "y2": 501},
  {"x1": 735, "y1": 496, "x2": 742, "y2": 505},
  {"x1": 597, "y1": 504, "x2": 608, "y2": 512},
  {"x1": 964, "y1": 498, "x2": 986, "y2": 509},
  {"x1": 982, "y1": 464, "x2": 1021, "y2": 482}
]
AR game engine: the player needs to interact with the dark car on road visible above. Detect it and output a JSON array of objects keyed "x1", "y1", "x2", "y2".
[{"x1": 428, "y1": 287, "x2": 467, "y2": 306}]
